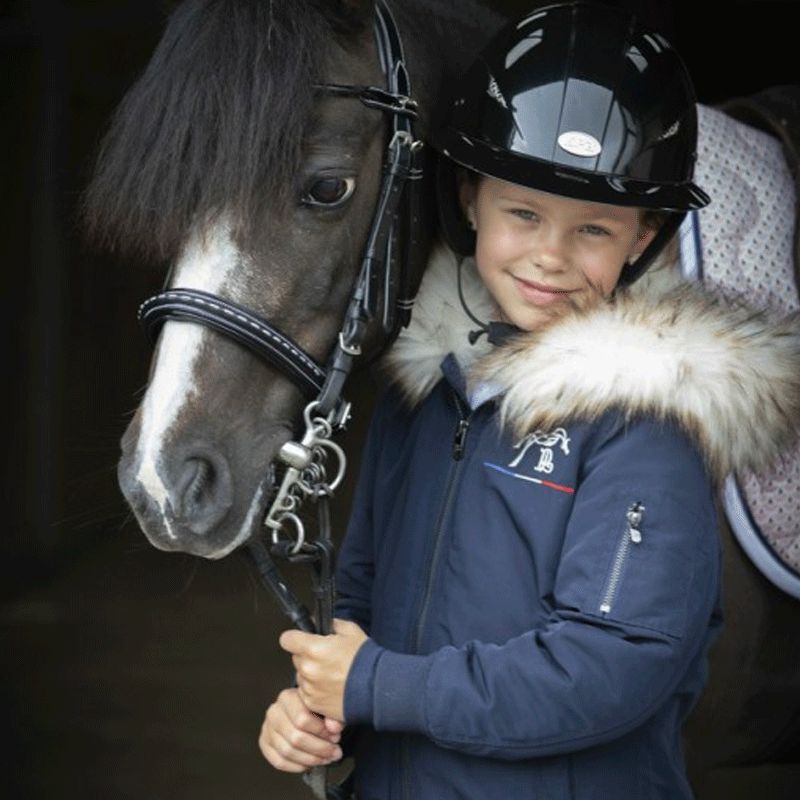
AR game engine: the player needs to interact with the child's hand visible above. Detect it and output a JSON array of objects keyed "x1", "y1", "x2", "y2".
[
  {"x1": 259, "y1": 687, "x2": 344, "y2": 773},
  {"x1": 279, "y1": 618, "x2": 369, "y2": 722}
]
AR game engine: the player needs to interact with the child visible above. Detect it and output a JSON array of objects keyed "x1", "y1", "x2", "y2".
[{"x1": 260, "y1": 3, "x2": 799, "y2": 797}]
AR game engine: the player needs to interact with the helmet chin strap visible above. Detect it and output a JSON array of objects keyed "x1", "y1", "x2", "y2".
[
  {"x1": 456, "y1": 256, "x2": 491, "y2": 344},
  {"x1": 617, "y1": 211, "x2": 686, "y2": 287}
]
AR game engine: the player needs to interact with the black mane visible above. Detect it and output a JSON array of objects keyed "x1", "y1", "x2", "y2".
[{"x1": 84, "y1": 0, "x2": 367, "y2": 261}]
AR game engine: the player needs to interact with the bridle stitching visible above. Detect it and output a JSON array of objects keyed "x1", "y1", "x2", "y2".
[{"x1": 142, "y1": 291, "x2": 324, "y2": 375}]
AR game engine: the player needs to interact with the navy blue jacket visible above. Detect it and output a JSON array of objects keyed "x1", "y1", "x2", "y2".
[{"x1": 336, "y1": 353, "x2": 722, "y2": 799}]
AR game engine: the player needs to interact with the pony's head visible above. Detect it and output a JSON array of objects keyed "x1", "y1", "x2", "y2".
[{"x1": 86, "y1": 0, "x2": 432, "y2": 558}]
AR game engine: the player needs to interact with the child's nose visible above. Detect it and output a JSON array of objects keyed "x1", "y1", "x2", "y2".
[{"x1": 531, "y1": 230, "x2": 568, "y2": 271}]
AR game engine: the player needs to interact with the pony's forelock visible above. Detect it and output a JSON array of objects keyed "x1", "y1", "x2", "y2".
[{"x1": 83, "y1": 0, "x2": 369, "y2": 262}]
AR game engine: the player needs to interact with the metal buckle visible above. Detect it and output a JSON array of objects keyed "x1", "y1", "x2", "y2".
[
  {"x1": 338, "y1": 331, "x2": 362, "y2": 356},
  {"x1": 389, "y1": 129, "x2": 423, "y2": 151}
]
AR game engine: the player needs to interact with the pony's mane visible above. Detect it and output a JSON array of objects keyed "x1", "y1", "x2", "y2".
[{"x1": 83, "y1": 0, "x2": 368, "y2": 262}]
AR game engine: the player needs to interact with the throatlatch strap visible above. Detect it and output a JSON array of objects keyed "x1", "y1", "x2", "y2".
[{"x1": 138, "y1": 289, "x2": 326, "y2": 398}]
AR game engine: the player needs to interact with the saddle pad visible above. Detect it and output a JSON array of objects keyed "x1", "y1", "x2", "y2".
[{"x1": 685, "y1": 104, "x2": 800, "y2": 597}]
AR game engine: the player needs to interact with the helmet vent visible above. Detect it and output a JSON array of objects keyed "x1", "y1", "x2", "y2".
[
  {"x1": 643, "y1": 33, "x2": 665, "y2": 53},
  {"x1": 486, "y1": 75, "x2": 509, "y2": 109},
  {"x1": 626, "y1": 46, "x2": 647, "y2": 73},
  {"x1": 554, "y1": 169, "x2": 591, "y2": 184},
  {"x1": 658, "y1": 120, "x2": 681, "y2": 141}
]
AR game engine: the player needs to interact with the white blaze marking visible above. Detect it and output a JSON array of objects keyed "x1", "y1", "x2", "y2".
[{"x1": 135, "y1": 222, "x2": 240, "y2": 537}]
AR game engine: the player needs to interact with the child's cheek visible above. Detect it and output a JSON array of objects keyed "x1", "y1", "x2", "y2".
[
  {"x1": 582, "y1": 253, "x2": 626, "y2": 295},
  {"x1": 480, "y1": 226, "x2": 523, "y2": 264}
]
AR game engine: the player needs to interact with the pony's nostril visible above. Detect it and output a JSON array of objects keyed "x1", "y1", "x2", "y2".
[
  {"x1": 185, "y1": 458, "x2": 213, "y2": 506},
  {"x1": 172, "y1": 450, "x2": 233, "y2": 535}
]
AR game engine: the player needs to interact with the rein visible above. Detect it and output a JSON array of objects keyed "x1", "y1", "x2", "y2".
[{"x1": 137, "y1": 3, "x2": 422, "y2": 797}]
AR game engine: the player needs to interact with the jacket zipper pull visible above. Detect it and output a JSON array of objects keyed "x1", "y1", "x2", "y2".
[
  {"x1": 452, "y1": 418, "x2": 470, "y2": 460},
  {"x1": 627, "y1": 502, "x2": 645, "y2": 543}
]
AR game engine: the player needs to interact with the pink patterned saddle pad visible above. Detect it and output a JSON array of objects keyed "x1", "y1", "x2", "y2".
[{"x1": 682, "y1": 104, "x2": 800, "y2": 598}]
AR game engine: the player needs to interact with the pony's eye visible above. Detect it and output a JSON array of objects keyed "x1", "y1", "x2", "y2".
[{"x1": 303, "y1": 176, "x2": 356, "y2": 208}]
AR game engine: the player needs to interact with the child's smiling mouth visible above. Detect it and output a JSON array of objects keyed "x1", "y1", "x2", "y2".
[{"x1": 512, "y1": 275, "x2": 578, "y2": 304}]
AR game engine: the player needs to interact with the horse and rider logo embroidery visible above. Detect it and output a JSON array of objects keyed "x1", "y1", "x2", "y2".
[
  {"x1": 483, "y1": 427, "x2": 574, "y2": 495},
  {"x1": 508, "y1": 428, "x2": 571, "y2": 473}
]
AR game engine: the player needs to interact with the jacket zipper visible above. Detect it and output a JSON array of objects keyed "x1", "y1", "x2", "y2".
[
  {"x1": 452, "y1": 418, "x2": 470, "y2": 460},
  {"x1": 599, "y1": 502, "x2": 645, "y2": 615},
  {"x1": 403, "y1": 392, "x2": 472, "y2": 800},
  {"x1": 414, "y1": 392, "x2": 471, "y2": 651}
]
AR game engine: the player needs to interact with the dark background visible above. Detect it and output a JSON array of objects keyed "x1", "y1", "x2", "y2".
[{"x1": 1, "y1": 1, "x2": 798, "y2": 798}]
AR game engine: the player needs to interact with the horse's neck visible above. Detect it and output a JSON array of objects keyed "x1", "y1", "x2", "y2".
[{"x1": 395, "y1": 0, "x2": 507, "y2": 129}]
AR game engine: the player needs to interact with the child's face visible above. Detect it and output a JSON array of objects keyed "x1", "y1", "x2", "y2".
[{"x1": 461, "y1": 177, "x2": 655, "y2": 331}]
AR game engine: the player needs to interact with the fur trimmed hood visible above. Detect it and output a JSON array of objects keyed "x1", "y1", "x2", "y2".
[{"x1": 385, "y1": 246, "x2": 800, "y2": 479}]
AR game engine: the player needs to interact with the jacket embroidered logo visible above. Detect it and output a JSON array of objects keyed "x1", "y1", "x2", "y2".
[
  {"x1": 509, "y1": 428, "x2": 571, "y2": 469},
  {"x1": 534, "y1": 448, "x2": 555, "y2": 474}
]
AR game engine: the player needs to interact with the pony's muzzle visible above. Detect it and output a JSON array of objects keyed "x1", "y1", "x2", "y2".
[{"x1": 119, "y1": 443, "x2": 234, "y2": 543}]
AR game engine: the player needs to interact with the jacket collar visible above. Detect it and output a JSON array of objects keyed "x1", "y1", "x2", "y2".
[{"x1": 384, "y1": 245, "x2": 800, "y2": 479}]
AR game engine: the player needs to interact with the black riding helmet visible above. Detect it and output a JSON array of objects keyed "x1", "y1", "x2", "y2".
[{"x1": 430, "y1": 1, "x2": 710, "y2": 286}]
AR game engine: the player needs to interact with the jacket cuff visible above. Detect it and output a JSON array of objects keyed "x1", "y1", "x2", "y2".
[
  {"x1": 372, "y1": 649, "x2": 431, "y2": 733},
  {"x1": 344, "y1": 638, "x2": 383, "y2": 725},
  {"x1": 344, "y1": 643, "x2": 433, "y2": 733}
]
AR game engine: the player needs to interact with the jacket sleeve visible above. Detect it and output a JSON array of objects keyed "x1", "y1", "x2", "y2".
[
  {"x1": 334, "y1": 390, "x2": 398, "y2": 633},
  {"x1": 343, "y1": 415, "x2": 722, "y2": 759}
]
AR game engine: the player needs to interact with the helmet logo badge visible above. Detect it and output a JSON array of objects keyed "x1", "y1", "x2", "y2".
[{"x1": 557, "y1": 131, "x2": 602, "y2": 158}]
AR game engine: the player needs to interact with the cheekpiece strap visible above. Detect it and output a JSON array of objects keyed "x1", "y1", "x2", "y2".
[
  {"x1": 318, "y1": 84, "x2": 418, "y2": 118},
  {"x1": 315, "y1": 0, "x2": 423, "y2": 415}
]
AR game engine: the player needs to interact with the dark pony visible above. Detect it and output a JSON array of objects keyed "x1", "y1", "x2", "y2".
[
  {"x1": 85, "y1": 0, "x2": 498, "y2": 553},
  {"x1": 85, "y1": 1, "x2": 800, "y2": 795}
]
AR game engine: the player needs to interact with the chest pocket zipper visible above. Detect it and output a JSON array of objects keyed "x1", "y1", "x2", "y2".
[{"x1": 599, "y1": 502, "x2": 645, "y2": 615}]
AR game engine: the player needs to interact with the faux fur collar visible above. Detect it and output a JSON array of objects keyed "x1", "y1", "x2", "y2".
[{"x1": 385, "y1": 246, "x2": 800, "y2": 479}]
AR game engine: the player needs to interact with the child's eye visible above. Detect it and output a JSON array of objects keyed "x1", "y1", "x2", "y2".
[
  {"x1": 510, "y1": 209, "x2": 538, "y2": 222},
  {"x1": 581, "y1": 224, "x2": 611, "y2": 236}
]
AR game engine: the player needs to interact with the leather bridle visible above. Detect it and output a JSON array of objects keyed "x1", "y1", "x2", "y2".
[
  {"x1": 139, "y1": 0, "x2": 424, "y2": 419},
  {"x1": 135, "y1": 6, "x2": 422, "y2": 796}
]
